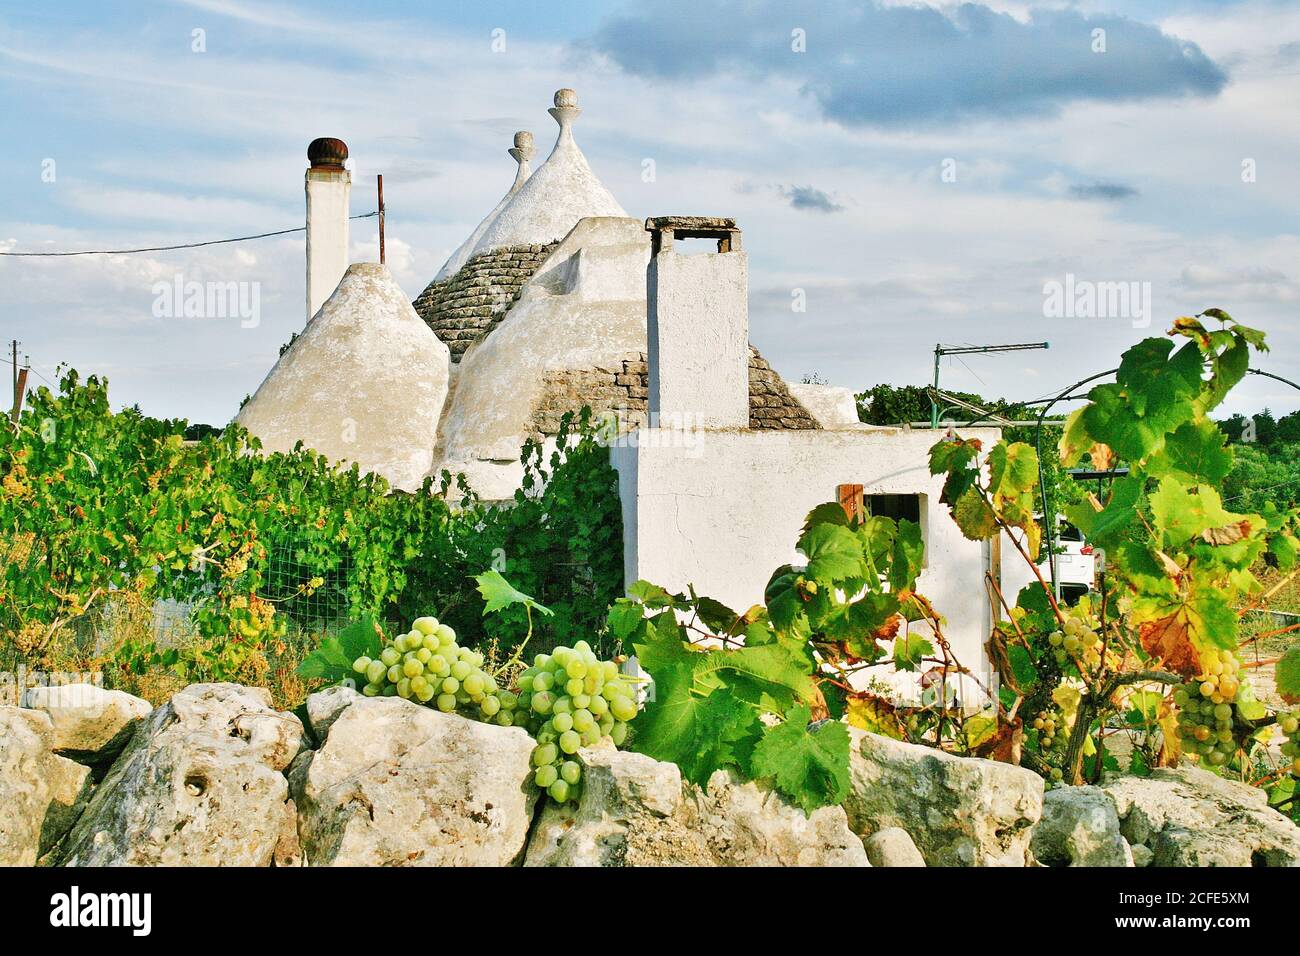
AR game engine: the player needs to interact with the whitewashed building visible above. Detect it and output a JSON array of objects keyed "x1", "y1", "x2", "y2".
[{"x1": 235, "y1": 89, "x2": 1003, "y2": 690}]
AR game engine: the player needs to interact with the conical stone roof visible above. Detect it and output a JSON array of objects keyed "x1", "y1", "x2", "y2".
[
  {"x1": 235, "y1": 262, "x2": 450, "y2": 490},
  {"x1": 462, "y1": 89, "x2": 626, "y2": 260},
  {"x1": 434, "y1": 130, "x2": 536, "y2": 281}
]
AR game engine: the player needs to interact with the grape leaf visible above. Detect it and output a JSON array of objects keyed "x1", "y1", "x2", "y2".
[
  {"x1": 631, "y1": 619, "x2": 761, "y2": 782},
  {"x1": 606, "y1": 599, "x2": 645, "y2": 641},
  {"x1": 1277, "y1": 647, "x2": 1300, "y2": 705},
  {"x1": 892, "y1": 631, "x2": 934, "y2": 671},
  {"x1": 799, "y1": 522, "x2": 866, "y2": 584},
  {"x1": 802, "y1": 501, "x2": 850, "y2": 531},
  {"x1": 475, "y1": 569, "x2": 554, "y2": 617},
  {"x1": 888, "y1": 519, "x2": 925, "y2": 591},
  {"x1": 1066, "y1": 474, "x2": 1143, "y2": 548},
  {"x1": 1149, "y1": 479, "x2": 1248, "y2": 549},
  {"x1": 1149, "y1": 419, "x2": 1234, "y2": 485},
  {"x1": 297, "y1": 615, "x2": 384, "y2": 682},
  {"x1": 627, "y1": 580, "x2": 679, "y2": 609},
  {"x1": 988, "y1": 442, "x2": 1038, "y2": 498},
  {"x1": 632, "y1": 613, "x2": 816, "y2": 785},
  {"x1": 952, "y1": 486, "x2": 997, "y2": 540},
  {"x1": 764, "y1": 565, "x2": 805, "y2": 632},
  {"x1": 1132, "y1": 586, "x2": 1237, "y2": 675},
  {"x1": 749, "y1": 705, "x2": 851, "y2": 815}
]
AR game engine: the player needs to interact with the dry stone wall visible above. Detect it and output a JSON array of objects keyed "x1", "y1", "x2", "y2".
[
  {"x1": 413, "y1": 242, "x2": 560, "y2": 361},
  {"x1": 527, "y1": 348, "x2": 818, "y2": 439},
  {"x1": 6, "y1": 681, "x2": 1300, "y2": 867}
]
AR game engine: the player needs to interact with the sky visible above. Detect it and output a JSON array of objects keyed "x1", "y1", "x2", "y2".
[{"x1": 1, "y1": 0, "x2": 1298, "y2": 425}]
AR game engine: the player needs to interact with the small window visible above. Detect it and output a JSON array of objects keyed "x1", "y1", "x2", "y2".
[
  {"x1": 1058, "y1": 522, "x2": 1084, "y2": 543},
  {"x1": 867, "y1": 494, "x2": 921, "y2": 525}
]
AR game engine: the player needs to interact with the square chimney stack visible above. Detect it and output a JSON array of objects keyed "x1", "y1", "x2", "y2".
[
  {"x1": 305, "y1": 137, "x2": 352, "y2": 322},
  {"x1": 645, "y1": 217, "x2": 748, "y2": 429}
]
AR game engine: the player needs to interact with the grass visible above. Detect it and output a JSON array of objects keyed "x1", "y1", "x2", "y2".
[{"x1": 2, "y1": 589, "x2": 329, "y2": 711}]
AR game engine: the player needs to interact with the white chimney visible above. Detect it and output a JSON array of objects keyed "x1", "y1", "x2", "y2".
[
  {"x1": 645, "y1": 217, "x2": 748, "y2": 429},
  {"x1": 305, "y1": 137, "x2": 352, "y2": 322}
]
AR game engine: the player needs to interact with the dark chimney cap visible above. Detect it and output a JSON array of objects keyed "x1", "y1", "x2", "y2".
[{"x1": 308, "y1": 137, "x2": 349, "y2": 170}]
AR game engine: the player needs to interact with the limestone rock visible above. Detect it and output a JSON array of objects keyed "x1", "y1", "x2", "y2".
[
  {"x1": 1031, "y1": 786, "x2": 1133, "y2": 867},
  {"x1": 689, "y1": 769, "x2": 870, "y2": 866},
  {"x1": 864, "y1": 827, "x2": 926, "y2": 867},
  {"x1": 292, "y1": 697, "x2": 537, "y2": 866},
  {"x1": 843, "y1": 728, "x2": 1043, "y2": 866},
  {"x1": 304, "y1": 685, "x2": 362, "y2": 743},
  {"x1": 1101, "y1": 766, "x2": 1300, "y2": 867},
  {"x1": 22, "y1": 683, "x2": 152, "y2": 765},
  {"x1": 0, "y1": 708, "x2": 94, "y2": 866},
  {"x1": 60, "y1": 683, "x2": 303, "y2": 866},
  {"x1": 524, "y1": 745, "x2": 869, "y2": 867},
  {"x1": 1130, "y1": 843, "x2": 1153, "y2": 867}
]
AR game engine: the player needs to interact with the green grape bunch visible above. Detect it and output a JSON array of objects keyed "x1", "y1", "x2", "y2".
[
  {"x1": 352, "y1": 616, "x2": 524, "y2": 727},
  {"x1": 1278, "y1": 709, "x2": 1300, "y2": 778},
  {"x1": 517, "y1": 641, "x2": 639, "y2": 804},
  {"x1": 350, "y1": 621, "x2": 639, "y2": 805},
  {"x1": 1045, "y1": 610, "x2": 1112, "y2": 673},
  {"x1": 1172, "y1": 647, "x2": 1250, "y2": 768}
]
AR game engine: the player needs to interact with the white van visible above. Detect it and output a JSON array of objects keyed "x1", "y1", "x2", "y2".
[{"x1": 1001, "y1": 520, "x2": 1097, "y2": 606}]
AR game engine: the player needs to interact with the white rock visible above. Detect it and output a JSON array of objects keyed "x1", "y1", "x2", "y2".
[
  {"x1": 1101, "y1": 766, "x2": 1300, "y2": 867},
  {"x1": 843, "y1": 728, "x2": 1043, "y2": 866},
  {"x1": 60, "y1": 683, "x2": 303, "y2": 866},
  {"x1": 304, "y1": 685, "x2": 362, "y2": 743},
  {"x1": 864, "y1": 827, "x2": 926, "y2": 867},
  {"x1": 22, "y1": 683, "x2": 152, "y2": 763},
  {"x1": 292, "y1": 697, "x2": 537, "y2": 866},
  {"x1": 0, "y1": 708, "x2": 93, "y2": 865},
  {"x1": 1031, "y1": 786, "x2": 1133, "y2": 867},
  {"x1": 524, "y1": 745, "x2": 870, "y2": 867},
  {"x1": 690, "y1": 769, "x2": 871, "y2": 866}
]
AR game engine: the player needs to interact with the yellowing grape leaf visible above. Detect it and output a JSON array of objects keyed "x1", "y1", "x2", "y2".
[
  {"x1": 1135, "y1": 611, "x2": 1203, "y2": 676},
  {"x1": 1058, "y1": 406, "x2": 1091, "y2": 467},
  {"x1": 971, "y1": 717, "x2": 1022, "y2": 765},
  {"x1": 952, "y1": 486, "x2": 997, "y2": 541},
  {"x1": 845, "y1": 693, "x2": 904, "y2": 739}
]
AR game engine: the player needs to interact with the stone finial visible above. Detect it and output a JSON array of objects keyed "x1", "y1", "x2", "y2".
[
  {"x1": 508, "y1": 130, "x2": 535, "y2": 181},
  {"x1": 548, "y1": 88, "x2": 582, "y2": 142}
]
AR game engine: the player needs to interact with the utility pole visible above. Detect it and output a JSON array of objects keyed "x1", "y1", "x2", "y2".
[
  {"x1": 929, "y1": 341, "x2": 1050, "y2": 428},
  {"x1": 9, "y1": 340, "x2": 26, "y2": 423},
  {"x1": 377, "y1": 174, "x2": 385, "y2": 266}
]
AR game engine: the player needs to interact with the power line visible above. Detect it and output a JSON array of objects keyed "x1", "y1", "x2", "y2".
[{"x1": 0, "y1": 211, "x2": 379, "y2": 258}]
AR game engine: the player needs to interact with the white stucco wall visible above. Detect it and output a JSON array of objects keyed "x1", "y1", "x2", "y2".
[
  {"x1": 648, "y1": 248, "x2": 749, "y2": 429},
  {"x1": 611, "y1": 426, "x2": 1004, "y2": 696},
  {"x1": 787, "y1": 383, "x2": 862, "y2": 428},
  {"x1": 305, "y1": 168, "x2": 350, "y2": 322}
]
